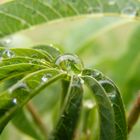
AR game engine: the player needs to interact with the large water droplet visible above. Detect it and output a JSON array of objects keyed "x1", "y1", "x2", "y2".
[
  {"x1": 2, "y1": 49, "x2": 15, "y2": 58},
  {"x1": 108, "y1": 0, "x2": 116, "y2": 5},
  {"x1": 55, "y1": 54, "x2": 83, "y2": 74},
  {"x1": 121, "y1": 5, "x2": 137, "y2": 17}
]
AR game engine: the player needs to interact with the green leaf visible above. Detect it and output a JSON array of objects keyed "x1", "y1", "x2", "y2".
[
  {"x1": 82, "y1": 74, "x2": 115, "y2": 140},
  {"x1": 50, "y1": 76, "x2": 83, "y2": 140},
  {"x1": 0, "y1": 0, "x2": 139, "y2": 38},
  {"x1": 33, "y1": 44, "x2": 61, "y2": 59},
  {"x1": 0, "y1": 68, "x2": 66, "y2": 133},
  {"x1": 82, "y1": 69, "x2": 127, "y2": 140},
  {"x1": 0, "y1": 47, "x2": 52, "y2": 62},
  {"x1": 0, "y1": 63, "x2": 45, "y2": 82}
]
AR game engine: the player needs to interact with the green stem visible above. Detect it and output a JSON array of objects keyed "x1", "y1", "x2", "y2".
[
  {"x1": 27, "y1": 101, "x2": 48, "y2": 140},
  {"x1": 128, "y1": 91, "x2": 140, "y2": 133}
]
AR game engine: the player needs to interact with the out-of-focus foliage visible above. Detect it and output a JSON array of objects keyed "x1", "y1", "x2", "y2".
[{"x1": 0, "y1": 0, "x2": 140, "y2": 140}]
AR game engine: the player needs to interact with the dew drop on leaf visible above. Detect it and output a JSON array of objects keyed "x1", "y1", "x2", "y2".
[
  {"x1": 84, "y1": 100, "x2": 95, "y2": 109},
  {"x1": 41, "y1": 73, "x2": 52, "y2": 83},
  {"x1": 9, "y1": 82, "x2": 29, "y2": 94},
  {"x1": 108, "y1": 93, "x2": 116, "y2": 100},
  {"x1": 12, "y1": 98, "x2": 17, "y2": 105},
  {"x1": 55, "y1": 54, "x2": 83, "y2": 74},
  {"x1": 2, "y1": 49, "x2": 15, "y2": 58}
]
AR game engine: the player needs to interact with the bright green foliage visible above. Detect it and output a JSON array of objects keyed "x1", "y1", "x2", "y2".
[
  {"x1": 0, "y1": 46, "x2": 127, "y2": 140},
  {"x1": 0, "y1": 0, "x2": 140, "y2": 140}
]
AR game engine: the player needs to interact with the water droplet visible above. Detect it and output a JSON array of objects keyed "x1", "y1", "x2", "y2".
[
  {"x1": 55, "y1": 54, "x2": 83, "y2": 74},
  {"x1": 93, "y1": 70, "x2": 102, "y2": 79},
  {"x1": 40, "y1": 59, "x2": 46, "y2": 64},
  {"x1": 0, "y1": 36, "x2": 12, "y2": 46},
  {"x1": 2, "y1": 49, "x2": 15, "y2": 58},
  {"x1": 9, "y1": 82, "x2": 29, "y2": 94},
  {"x1": 108, "y1": 0, "x2": 116, "y2": 5},
  {"x1": 41, "y1": 76, "x2": 48, "y2": 82},
  {"x1": 108, "y1": 93, "x2": 116, "y2": 100},
  {"x1": 121, "y1": 6, "x2": 137, "y2": 17},
  {"x1": 12, "y1": 98, "x2": 17, "y2": 104},
  {"x1": 84, "y1": 100, "x2": 95, "y2": 109},
  {"x1": 41, "y1": 74, "x2": 52, "y2": 83}
]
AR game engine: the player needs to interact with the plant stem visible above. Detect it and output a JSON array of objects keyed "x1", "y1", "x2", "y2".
[
  {"x1": 27, "y1": 101, "x2": 48, "y2": 139},
  {"x1": 128, "y1": 91, "x2": 140, "y2": 133}
]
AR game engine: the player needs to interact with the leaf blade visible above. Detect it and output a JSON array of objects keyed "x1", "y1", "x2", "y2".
[
  {"x1": 82, "y1": 74, "x2": 116, "y2": 140},
  {"x1": 82, "y1": 69, "x2": 127, "y2": 140}
]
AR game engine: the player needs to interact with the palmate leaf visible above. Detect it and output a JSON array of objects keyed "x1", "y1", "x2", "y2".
[
  {"x1": 0, "y1": 0, "x2": 140, "y2": 38},
  {"x1": 0, "y1": 0, "x2": 131, "y2": 139},
  {"x1": 82, "y1": 69, "x2": 127, "y2": 140},
  {"x1": 0, "y1": 46, "x2": 67, "y2": 133},
  {"x1": 0, "y1": 45, "x2": 128, "y2": 140}
]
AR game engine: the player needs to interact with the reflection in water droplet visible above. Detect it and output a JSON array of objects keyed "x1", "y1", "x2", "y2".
[
  {"x1": 55, "y1": 54, "x2": 83, "y2": 74},
  {"x1": 84, "y1": 100, "x2": 95, "y2": 109},
  {"x1": 2, "y1": 49, "x2": 15, "y2": 58},
  {"x1": 108, "y1": 0, "x2": 116, "y2": 5},
  {"x1": 41, "y1": 76, "x2": 48, "y2": 82},
  {"x1": 41, "y1": 74, "x2": 52, "y2": 83},
  {"x1": 12, "y1": 98, "x2": 17, "y2": 104},
  {"x1": 121, "y1": 6, "x2": 137, "y2": 17},
  {"x1": 9, "y1": 82, "x2": 29, "y2": 94}
]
